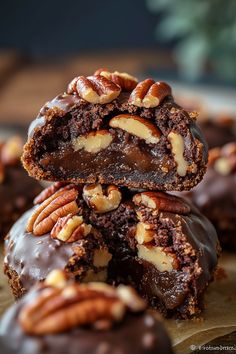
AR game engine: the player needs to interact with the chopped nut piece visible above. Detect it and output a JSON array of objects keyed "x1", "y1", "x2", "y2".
[
  {"x1": 83, "y1": 184, "x2": 122, "y2": 213},
  {"x1": 116, "y1": 285, "x2": 146, "y2": 312},
  {"x1": 93, "y1": 249, "x2": 112, "y2": 267},
  {"x1": 44, "y1": 270, "x2": 68, "y2": 288},
  {"x1": 129, "y1": 79, "x2": 171, "y2": 108},
  {"x1": 168, "y1": 132, "x2": 188, "y2": 176},
  {"x1": 135, "y1": 222, "x2": 155, "y2": 244},
  {"x1": 82, "y1": 269, "x2": 108, "y2": 283},
  {"x1": 67, "y1": 75, "x2": 121, "y2": 104},
  {"x1": 51, "y1": 214, "x2": 92, "y2": 242},
  {"x1": 137, "y1": 245, "x2": 177, "y2": 272},
  {"x1": 73, "y1": 130, "x2": 113, "y2": 154},
  {"x1": 94, "y1": 69, "x2": 138, "y2": 91},
  {"x1": 109, "y1": 114, "x2": 161, "y2": 144}
]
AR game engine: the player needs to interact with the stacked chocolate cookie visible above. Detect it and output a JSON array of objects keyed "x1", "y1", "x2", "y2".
[
  {"x1": 1, "y1": 269, "x2": 173, "y2": 354},
  {"x1": 4, "y1": 69, "x2": 220, "y2": 320}
]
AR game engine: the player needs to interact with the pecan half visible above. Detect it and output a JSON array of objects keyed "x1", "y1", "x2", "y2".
[
  {"x1": 18, "y1": 279, "x2": 145, "y2": 335},
  {"x1": 34, "y1": 182, "x2": 72, "y2": 205},
  {"x1": 27, "y1": 187, "x2": 80, "y2": 236},
  {"x1": 83, "y1": 184, "x2": 122, "y2": 213},
  {"x1": 94, "y1": 68, "x2": 138, "y2": 91},
  {"x1": 51, "y1": 214, "x2": 92, "y2": 242},
  {"x1": 133, "y1": 191, "x2": 190, "y2": 215},
  {"x1": 67, "y1": 75, "x2": 121, "y2": 104},
  {"x1": 129, "y1": 79, "x2": 171, "y2": 108}
]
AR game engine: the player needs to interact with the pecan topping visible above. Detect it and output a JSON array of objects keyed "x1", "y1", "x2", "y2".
[
  {"x1": 94, "y1": 68, "x2": 138, "y2": 91},
  {"x1": 83, "y1": 184, "x2": 122, "y2": 213},
  {"x1": 18, "y1": 272, "x2": 146, "y2": 335},
  {"x1": 129, "y1": 79, "x2": 171, "y2": 108},
  {"x1": 27, "y1": 187, "x2": 80, "y2": 236},
  {"x1": 34, "y1": 182, "x2": 71, "y2": 205},
  {"x1": 51, "y1": 214, "x2": 92, "y2": 242},
  {"x1": 209, "y1": 142, "x2": 236, "y2": 175},
  {"x1": 133, "y1": 191, "x2": 190, "y2": 215},
  {"x1": 67, "y1": 75, "x2": 121, "y2": 104}
]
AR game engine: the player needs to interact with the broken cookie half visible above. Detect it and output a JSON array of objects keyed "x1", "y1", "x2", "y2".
[
  {"x1": 4, "y1": 183, "x2": 220, "y2": 318},
  {"x1": 22, "y1": 69, "x2": 207, "y2": 191}
]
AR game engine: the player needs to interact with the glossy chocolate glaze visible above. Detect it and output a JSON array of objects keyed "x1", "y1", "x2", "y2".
[
  {"x1": 180, "y1": 167, "x2": 236, "y2": 249},
  {"x1": 4, "y1": 191, "x2": 219, "y2": 317},
  {"x1": 4, "y1": 208, "x2": 109, "y2": 293},
  {"x1": 23, "y1": 91, "x2": 208, "y2": 191},
  {"x1": 0, "y1": 286, "x2": 173, "y2": 354},
  {"x1": 109, "y1": 206, "x2": 219, "y2": 317}
]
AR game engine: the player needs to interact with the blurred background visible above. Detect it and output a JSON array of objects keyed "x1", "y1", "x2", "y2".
[{"x1": 0, "y1": 0, "x2": 235, "y2": 131}]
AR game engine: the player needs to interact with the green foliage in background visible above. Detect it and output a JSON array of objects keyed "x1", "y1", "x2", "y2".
[{"x1": 147, "y1": 0, "x2": 236, "y2": 82}]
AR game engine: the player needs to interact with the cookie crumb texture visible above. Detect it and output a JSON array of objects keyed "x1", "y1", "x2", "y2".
[
  {"x1": 22, "y1": 72, "x2": 207, "y2": 191},
  {"x1": 4, "y1": 183, "x2": 220, "y2": 319}
]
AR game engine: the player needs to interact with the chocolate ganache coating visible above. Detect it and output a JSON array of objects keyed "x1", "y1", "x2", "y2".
[
  {"x1": 4, "y1": 184, "x2": 219, "y2": 318},
  {"x1": 22, "y1": 71, "x2": 208, "y2": 191},
  {"x1": 179, "y1": 142, "x2": 236, "y2": 250},
  {"x1": 0, "y1": 280, "x2": 173, "y2": 354}
]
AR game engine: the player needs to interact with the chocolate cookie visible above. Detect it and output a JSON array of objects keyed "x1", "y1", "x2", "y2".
[
  {"x1": 4, "y1": 183, "x2": 220, "y2": 318},
  {"x1": 0, "y1": 136, "x2": 42, "y2": 238},
  {"x1": 180, "y1": 142, "x2": 236, "y2": 250},
  {"x1": 0, "y1": 270, "x2": 173, "y2": 354},
  {"x1": 22, "y1": 69, "x2": 207, "y2": 191},
  {"x1": 198, "y1": 114, "x2": 236, "y2": 149}
]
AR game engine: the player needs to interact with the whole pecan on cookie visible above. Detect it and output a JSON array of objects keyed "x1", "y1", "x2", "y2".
[
  {"x1": 67, "y1": 75, "x2": 121, "y2": 104},
  {"x1": 129, "y1": 79, "x2": 171, "y2": 108},
  {"x1": 18, "y1": 274, "x2": 146, "y2": 335},
  {"x1": 34, "y1": 182, "x2": 71, "y2": 205},
  {"x1": 27, "y1": 186, "x2": 80, "y2": 236},
  {"x1": 94, "y1": 68, "x2": 138, "y2": 91},
  {"x1": 133, "y1": 191, "x2": 190, "y2": 215},
  {"x1": 83, "y1": 184, "x2": 122, "y2": 213}
]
